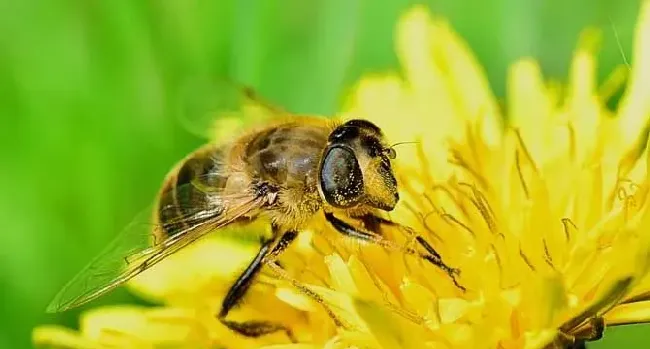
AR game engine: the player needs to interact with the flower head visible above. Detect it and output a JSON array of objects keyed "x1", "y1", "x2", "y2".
[
  {"x1": 339, "y1": 2, "x2": 650, "y2": 347},
  {"x1": 35, "y1": 2, "x2": 650, "y2": 349}
]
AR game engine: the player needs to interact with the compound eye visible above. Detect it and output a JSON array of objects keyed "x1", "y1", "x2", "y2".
[
  {"x1": 385, "y1": 147, "x2": 396, "y2": 160},
  {"x1": 319, "y1": 146, "x2": 364, "y2": 208}
]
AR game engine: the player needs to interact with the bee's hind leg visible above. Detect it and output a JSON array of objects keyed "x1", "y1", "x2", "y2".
[{"x1": 218, "y1": 229, "x2": 298, "y2": 341}]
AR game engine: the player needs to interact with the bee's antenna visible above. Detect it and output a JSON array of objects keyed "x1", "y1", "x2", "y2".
[
  {"x1": 390, "y1": 141, "x2": 420, "y2": 148},
  {"x1": 384, "y1": 141, "x2": 419, "y2": 159}
]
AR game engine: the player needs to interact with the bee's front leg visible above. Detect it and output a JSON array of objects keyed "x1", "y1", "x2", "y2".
[
  {"x1": 356, "y1": 213, "x2": 456, "y2": 273},
  {"x1": 325, "y1": 212, "x2": 464, "y2": 291},
  {"x1": 218, "y1": 228, "x2": 298, "y2": 341}
]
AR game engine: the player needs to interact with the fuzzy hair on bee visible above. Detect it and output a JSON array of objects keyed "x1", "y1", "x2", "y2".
[{"x1": 46, "y1": 85, "x2": 461, "y2": 341}]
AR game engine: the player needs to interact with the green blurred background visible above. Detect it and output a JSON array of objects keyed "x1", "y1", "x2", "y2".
[{"x1": 1, "y1": 0, "x2": 647, "y2": 348}]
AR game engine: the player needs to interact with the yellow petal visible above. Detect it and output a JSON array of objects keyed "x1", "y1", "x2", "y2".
[
  {"x1": 324, "y1": 254, "x2": 359, "y2": 296},
  {"x1": 276, "y1": 287, "x2": 316, "y2": 312},
  {"x1": 566, "y1": 28, "x2": 601, "y2": 162},
  {"x1": 400, "y1": 278, "x2": 441, "y2": 327},
  {"x1": 324, "y1": 331, "x2": 379, "y2": 349},
  {"x1": 428, "y1": 20, "x2": 502, "y2": 146},
  {"x1": 258, "y1": 345, "x2": 319, "y2": 349},
  {"x1": 522, "y1": 330, "x2": 557, "y2": 349},
  {"x1": 80, "y1": 306, "x2": 148, "y2": 342},
  {"x1": 616, "y1": 0, "x2": 650, "y2": 148},
  {"x1": 33, "y1": 325, "x2": 101, "y2": 349},
  {"x1": 506, "y1": 59, "x2": 554, "y2": 164},
  {"x1": 79, "y1": 306, "x2": 210, "y2": 348},
  {"x1": 605, "y1": 300, "x2": 650, "y2": 325},
  {"x1": 396, "y1": 6, "x2": 446, "y2": 105},
  {"x1": 438, "y1": 297, "x2": 472, "y2": 325},
  {"x1": 127, "y1": 227, "x2": 263, "y2": 303},
  {"x1": 307, "y1": 285, "x2": 370, "y2": 334},
  {"x1": 396, "y1": 6, "x2": 502, "y2": 141},
  {"x1": 353, "y1": 298, "x2": 433, "y2": 349}
]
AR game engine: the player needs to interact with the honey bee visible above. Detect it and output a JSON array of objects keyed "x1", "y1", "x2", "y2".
[{"x1": 47, "y1": 82, "x2": 460, "y2": 338}]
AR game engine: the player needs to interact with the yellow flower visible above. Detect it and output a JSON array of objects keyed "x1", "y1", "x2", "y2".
[
  {"x1": 342, "y1": 2, "x2": 650, "y2": 348},
  {"x1": 34, "y1": 2, "x2": 650, "y2": 349}
]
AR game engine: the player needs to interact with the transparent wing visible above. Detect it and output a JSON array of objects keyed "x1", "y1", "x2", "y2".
[
  {"x1": 46, "y1": 182, "x2": 268, "y2": 313},
  {"x1": 175, "y1": 77, "x2": 288, "y2": 140}
]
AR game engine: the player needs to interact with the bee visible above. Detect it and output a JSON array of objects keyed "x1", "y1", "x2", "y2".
[{"x1": 47, "y1": 82, "x2": 460, "y2": 338}]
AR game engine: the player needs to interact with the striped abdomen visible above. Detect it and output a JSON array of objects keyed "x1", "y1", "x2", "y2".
[{"x1": 155, "y1": 144, "x2": 230, "y2": 242}]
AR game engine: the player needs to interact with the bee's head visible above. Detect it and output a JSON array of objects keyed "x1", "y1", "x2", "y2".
[{"x1": 318, "y1": 119, "x2": 399, "y2": 211}]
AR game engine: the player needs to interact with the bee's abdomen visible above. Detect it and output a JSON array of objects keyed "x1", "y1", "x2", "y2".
[{"x1": 156, "y1": 145, "x2": 229, "y2": 242}]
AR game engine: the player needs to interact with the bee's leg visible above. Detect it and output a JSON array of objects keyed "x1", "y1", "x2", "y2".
[
  {"x1": 218, "y1": 230, "x2": 298, "y2": 340},
  {"x1": 325, "y1": 212, "x2": 464, "y2": 291},
  {"x1": 356, "y1": 213, "x2": 391, "y2": 234},
  {"x1": 357, "y1": 213, "x2": 455, "y2": 273}
]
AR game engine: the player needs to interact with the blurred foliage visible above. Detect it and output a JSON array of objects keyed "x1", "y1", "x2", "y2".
[{"x1": 0, "y1": 0, "x2": 645, "y2": 348}]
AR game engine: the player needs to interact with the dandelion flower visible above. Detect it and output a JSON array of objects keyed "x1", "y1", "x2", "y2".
[{"x1": 34, "y1": 2, "x2": 650, "y2": 349}]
